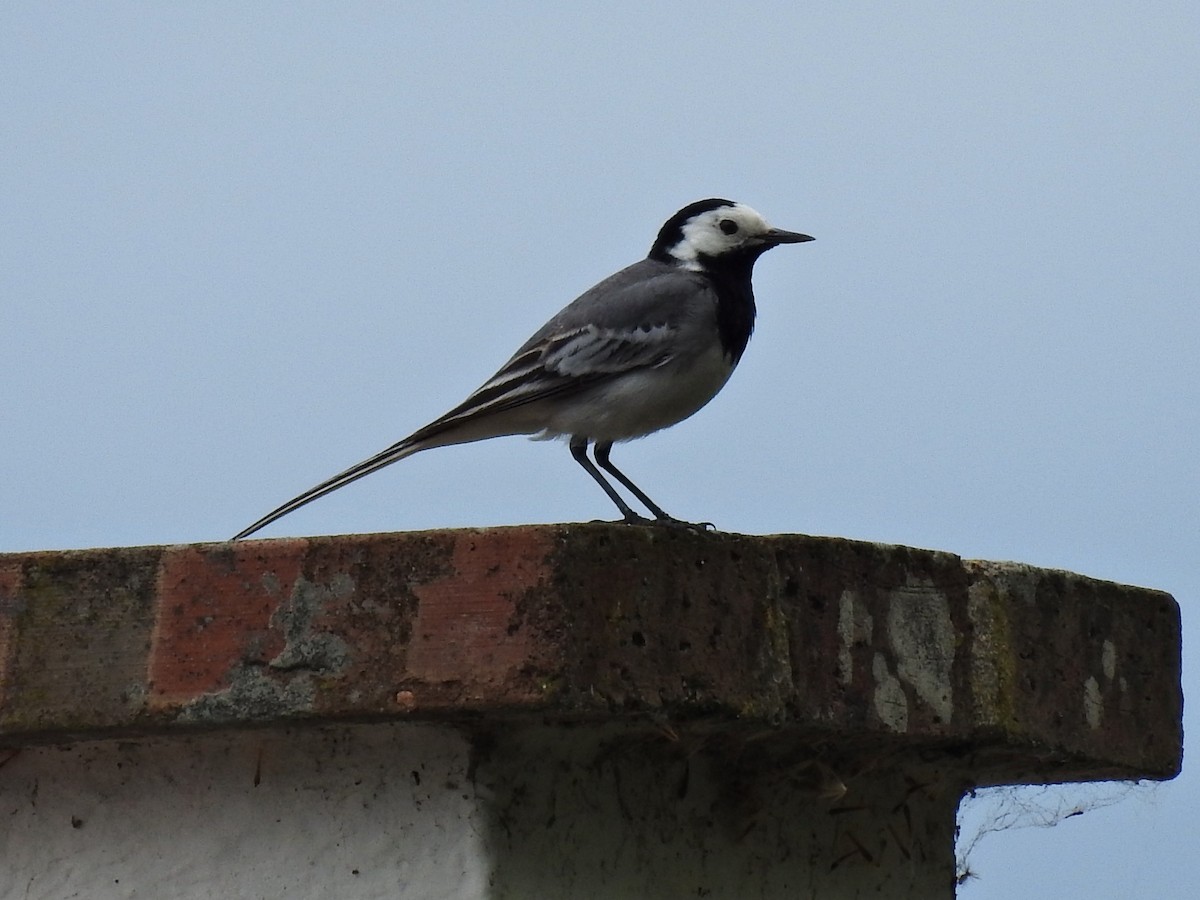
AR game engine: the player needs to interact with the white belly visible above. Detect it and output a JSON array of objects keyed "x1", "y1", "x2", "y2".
[{"x1": 537, "y1": 343, "x2": 734, "y2": 443}]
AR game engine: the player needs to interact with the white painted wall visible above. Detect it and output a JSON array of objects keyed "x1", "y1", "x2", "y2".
[{"x1": 1, "y1": 725, "x2": 489, "y2": 900}]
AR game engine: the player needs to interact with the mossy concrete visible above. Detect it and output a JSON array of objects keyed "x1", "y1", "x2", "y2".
[{"x1": 0, "y1": 525, "x2": 1180, "y2": 784}]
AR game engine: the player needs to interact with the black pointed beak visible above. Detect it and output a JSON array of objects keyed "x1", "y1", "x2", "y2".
[{"x1": 764, "y1": 228, "x2": 815, "y2": 245}]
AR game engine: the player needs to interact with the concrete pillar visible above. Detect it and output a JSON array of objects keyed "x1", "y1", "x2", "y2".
[{"x1": 0, "y1": 526, "x2": 1182, "y2": 898}]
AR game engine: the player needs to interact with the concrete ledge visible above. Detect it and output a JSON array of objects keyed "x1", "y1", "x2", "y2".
[{"x1": 0, "y1": 525, "x2": 1181, "y2": 784}]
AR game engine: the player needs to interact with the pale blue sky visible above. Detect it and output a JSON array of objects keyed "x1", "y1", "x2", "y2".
[{"x1": 3, "y1": 4, "x2": 1197, "y2": 896}]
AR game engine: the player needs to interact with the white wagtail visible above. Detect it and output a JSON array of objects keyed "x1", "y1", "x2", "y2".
[{"x1": 232, "y1": 199, "x2": 812, "y2": 540}]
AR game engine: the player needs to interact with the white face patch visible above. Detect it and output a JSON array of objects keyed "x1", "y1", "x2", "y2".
[{"x1": 668, "y1": 203, "x2": 777, "y2": 269}]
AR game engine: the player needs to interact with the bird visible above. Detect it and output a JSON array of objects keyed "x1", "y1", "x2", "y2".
[{"x1": 232, "y1": 198, "x2": 812, "y2": 541}]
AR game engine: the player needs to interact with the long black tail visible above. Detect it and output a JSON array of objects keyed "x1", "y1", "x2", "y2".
[{"x1": 230, "y1": 437, "x2": 422, "y2": 541}]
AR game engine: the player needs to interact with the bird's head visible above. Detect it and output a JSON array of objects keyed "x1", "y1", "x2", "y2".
[{"x1": 648, "y1": 199, "x2": 813, "y2": 271}]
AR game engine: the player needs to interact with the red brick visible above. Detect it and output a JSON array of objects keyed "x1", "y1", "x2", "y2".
[
  {"x1": 407, "y1": 528, "x2": 554, "y2": 686},
  {"x1": 149, "y1": 542, "x2": 301, "y2": 703}
]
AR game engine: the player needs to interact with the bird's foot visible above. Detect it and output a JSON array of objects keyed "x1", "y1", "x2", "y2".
[
  {"x1": 588, "y1": 513, "x2": 656, "y2": 526},
  {"x1": 620, "y1": 512, "x2": 658, "y2": 527},
  {"x1": 590, "y1": 513, "x2": 715, "y2": 532},
  {"x1": 651, "y1": 516, "x2": 715, "y2": 533}
]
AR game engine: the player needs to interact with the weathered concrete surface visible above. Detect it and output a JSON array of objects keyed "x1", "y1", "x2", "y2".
[
  {"x1": 0, "y1": 721, "x2": 957, "y2": 900},
  {"x1": 0, "y1": 526, "x2": 1180, "y2": 784},
  {"x1": 0, "y1": 526, "x2": 1182, "y2": 899},
  {"x1": 479, "y1": 723, "x2": 961, "y2": 899}
]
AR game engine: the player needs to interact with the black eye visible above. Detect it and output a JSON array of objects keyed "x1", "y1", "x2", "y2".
[{"x1": 719, "y1": 219, "x2": 739, "y2": 235}]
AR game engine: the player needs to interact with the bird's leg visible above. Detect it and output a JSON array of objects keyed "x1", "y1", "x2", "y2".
[
  {"x1": 569, "y1": 437, "x2": 653, "y2": 525},
  {"x1": 592, "y1": 442, "x2": 713, "y2": 531},
  {"x1": 591, "y1": 441, "x2": 672, "y2": 519}
]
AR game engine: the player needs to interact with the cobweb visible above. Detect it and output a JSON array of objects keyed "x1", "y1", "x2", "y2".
[{"x1": 954, "y1": 780, "x2": 1155, "y2": 888}]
